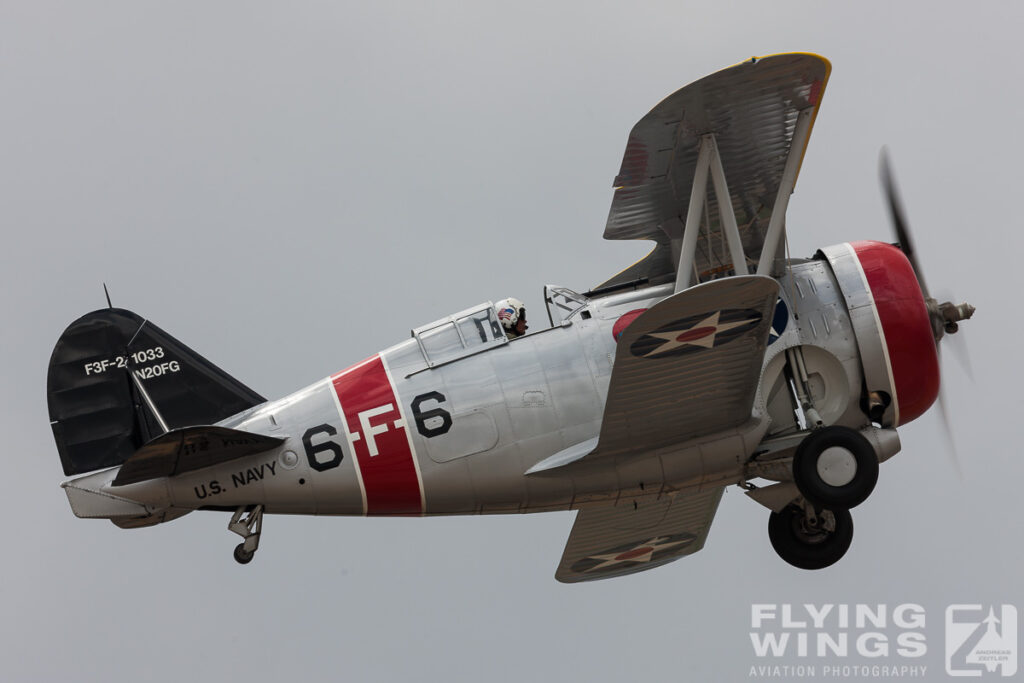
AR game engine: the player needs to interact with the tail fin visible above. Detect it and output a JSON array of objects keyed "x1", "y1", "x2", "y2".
[{"x1": 48, "y1": 308, "x2": 266, "y2": 476}]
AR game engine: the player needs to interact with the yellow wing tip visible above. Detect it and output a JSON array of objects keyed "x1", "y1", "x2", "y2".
[{"x1": 742, "y1": 51, "x2": 832, "y2": 69}]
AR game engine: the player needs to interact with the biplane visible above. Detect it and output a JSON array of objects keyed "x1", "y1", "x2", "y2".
[{"x1": 49, "y1": 53, "x2": 974, "y2": 581}]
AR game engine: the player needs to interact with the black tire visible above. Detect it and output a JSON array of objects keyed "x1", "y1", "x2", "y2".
[
  {"x1": 768, "y1": 505, "x2": 853, "y2": 570},
  {"x1": 793, "y1": 426, "x2": 879, "y2": 509},
  {"x1": 233, "y1": 543, "x2": 254, "y2": 565}
]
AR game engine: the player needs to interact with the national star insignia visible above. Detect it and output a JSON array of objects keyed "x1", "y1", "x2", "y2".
[
  {"x1": 582, "y1": 536, "x2": 692, "y2": 573},
  {"x1": 641, "y1": 310, "x2": 759, "y2": 357}
]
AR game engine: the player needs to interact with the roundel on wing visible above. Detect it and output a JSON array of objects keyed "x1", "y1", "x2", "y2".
[
  {"x1": 612, "y1": 309, "x2": 648, "y2": 341},
  {"x1": 569, "y1": 532, "x2": 697, "y2": 575},
  {"x1": 629, "y1": 308, "x2": 763, "y2": 359}
]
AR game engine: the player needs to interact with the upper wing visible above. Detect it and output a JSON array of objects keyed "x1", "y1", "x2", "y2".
[
  {"x1": 599, "y1": 53, "x2": 830, "y2": 288},
  {"x1": 555, "y1": 487, "x2": 724, "y2": 582}
]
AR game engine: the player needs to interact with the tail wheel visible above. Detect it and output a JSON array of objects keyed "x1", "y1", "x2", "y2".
[
  {"x1": 233, "y1": 544, "x2": 255, "y2": 565},
  {"x1": 768, "y1": 505, "x2": 853, "y2": 570},
  {"x1": 793, "y1": 426, "x2": 879, "y2": 509},
  {"x1": 228, "y1": 505, "x2": 263, "y2": 565}
]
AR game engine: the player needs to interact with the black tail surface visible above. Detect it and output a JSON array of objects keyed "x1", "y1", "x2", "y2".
[{"x1": 48, "y1": 308, "x2": 266, "y2": 476}]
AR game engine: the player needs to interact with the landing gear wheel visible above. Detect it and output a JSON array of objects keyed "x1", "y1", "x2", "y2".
[
  {"x1": 793, "y1": 426, "x2": 878, "y2": 509},
  {"x1": 768, "y1": 505, "x2": 853, "y2": 570},
  {"x1": 228, "y1": 505, "x2": 263, "y2": 565},
  {"x1": 233, "y1": 543, "x2": 255, "y2": 565}
]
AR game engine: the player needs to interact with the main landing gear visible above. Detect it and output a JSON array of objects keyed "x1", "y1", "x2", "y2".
[
  {"x1": 792, "y1": 426, "x2": 878, "y2": 509},
  {"x1": 229, "y1": 504, "x2": 263, "y2": 565},
  {"x1": 759, "y1": 426, "x2": 882, "y2": 570},
  {"x1": 768, "y1": 503, "x2": 853, "y2": 570},
  {"x1": 757, "y1": 342, "x2": 885, "y2": 569}
]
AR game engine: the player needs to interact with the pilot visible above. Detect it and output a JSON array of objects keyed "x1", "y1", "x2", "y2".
[{"x1": 495, "y1": 298, "x2": 528, "y2": 339}]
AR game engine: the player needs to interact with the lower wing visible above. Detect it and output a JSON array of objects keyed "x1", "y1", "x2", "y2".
[{"x1": 555, "y1": 487, "x2": 724, "y2": 583}]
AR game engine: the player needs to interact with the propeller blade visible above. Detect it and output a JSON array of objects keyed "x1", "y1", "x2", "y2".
[
  {"x1": 945, "y1": 329, "x2": 974, "y2": 382},
  {"x1": 935, "y1": 367, "x2": 964, "y2": 480},
  {"x1": 879, "y1": 150, "x2": 971, "y2": 480},
  {"x1": 879, "y1": 148, "x2": 931, "y2": 299},
  {"x1": 936, "y1": 328, "x2": 971, "y2": 480}
]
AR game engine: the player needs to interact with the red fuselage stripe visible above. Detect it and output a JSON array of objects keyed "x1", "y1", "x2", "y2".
[{"x1": 331, "y1": 356, "x2": 423, "y2": 515}]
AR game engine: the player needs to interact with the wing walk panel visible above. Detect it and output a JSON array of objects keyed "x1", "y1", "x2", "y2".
[
  {"x1": 555, "y1": 487, "x2": 724, "y2": 582},
  {"x1": 594, "y1": 275, "x2": 779, "y2": 459}
]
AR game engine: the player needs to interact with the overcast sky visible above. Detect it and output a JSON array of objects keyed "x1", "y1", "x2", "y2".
[{"x1": 3, "y1": 2, "x2": 1021, "y2": 681}]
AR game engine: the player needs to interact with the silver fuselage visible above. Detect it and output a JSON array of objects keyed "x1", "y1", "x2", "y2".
[{"x1": 107, "y1": 255, "x2": 883, "y2": 519}]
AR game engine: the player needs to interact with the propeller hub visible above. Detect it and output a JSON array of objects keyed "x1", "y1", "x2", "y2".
[{"x1": 926, "y1": 299, "x2": 976, "y2": 340}]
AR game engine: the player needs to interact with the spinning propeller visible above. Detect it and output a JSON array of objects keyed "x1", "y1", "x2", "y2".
[{"x1": 879, "y1": 148, "x2": 975, "y2": 475}]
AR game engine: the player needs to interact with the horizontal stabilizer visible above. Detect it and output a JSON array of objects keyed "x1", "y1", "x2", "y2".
[
  {"x1": 111, "y1": 508, "x2": 191, "y2": 529},
  {"x1": 63, "y1": 478, "x2": 151, "y2": 518},
  {"x1": 112, "y1": 426, "x2": 284, "y2": 486},
  {"x1": 62, "y1": 467, "x2": 191, "y2": 525}
]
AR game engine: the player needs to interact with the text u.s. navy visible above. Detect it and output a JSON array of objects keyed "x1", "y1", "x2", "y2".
[{"x1": 194, "y1": 461, "x2": 278, "y2": 501}]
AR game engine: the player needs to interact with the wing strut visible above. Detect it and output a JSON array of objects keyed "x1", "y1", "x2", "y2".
[
  {"x1": 756, "y1": 107, "x2": 816, "y2": 277},
  {"x1": 674, "y1": 106, "x2": 817, "y2": 293},
  {"x1": 674, "y1": 134, "x2": 749, "y2": 292}
]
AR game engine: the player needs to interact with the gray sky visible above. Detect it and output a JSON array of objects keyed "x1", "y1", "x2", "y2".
[{"x1": 3, "y1": 2, "x2": 1021, "y2": 681}]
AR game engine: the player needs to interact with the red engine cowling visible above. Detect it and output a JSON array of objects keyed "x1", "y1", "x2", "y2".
[{"x1": 825, "y1": 241, "x2": 939, "y2": 426}]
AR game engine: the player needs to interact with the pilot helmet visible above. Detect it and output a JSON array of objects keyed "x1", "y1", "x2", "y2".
[{"x1": 495, "y1": 297, "x2": 526, "y2": 335}]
